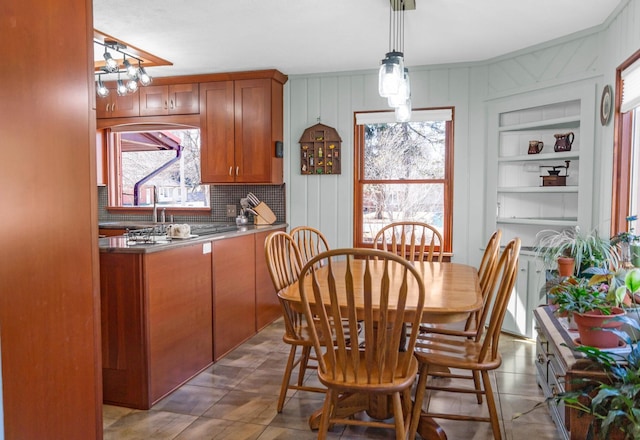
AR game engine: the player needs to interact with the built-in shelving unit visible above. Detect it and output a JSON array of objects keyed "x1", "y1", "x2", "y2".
[{"x1": 485, "y1": 81, "x2": 597, "y2": 338}]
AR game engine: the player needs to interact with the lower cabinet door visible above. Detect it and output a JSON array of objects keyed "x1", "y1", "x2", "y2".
[{"x1": 213, "y1": 234, "x2": 256, "y2": 360}]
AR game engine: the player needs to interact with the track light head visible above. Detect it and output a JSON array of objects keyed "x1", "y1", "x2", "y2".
[
  {"x1": 103, "y1": 50, "x2": 118, "y2": 73},
  {"x1": 96, "y1": 76, "x2": 109, "y2": 97},
  {"x1": 137, "y1": 65, "x2": 152, "y2": 86}
]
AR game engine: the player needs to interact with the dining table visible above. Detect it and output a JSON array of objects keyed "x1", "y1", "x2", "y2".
[{"x1": 278, "y1": 259, "x2": 483, "y2": 440}]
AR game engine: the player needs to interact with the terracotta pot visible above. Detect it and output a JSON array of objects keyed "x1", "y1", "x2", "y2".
[
  {"x1": 557, "y1": 256, "x2": 575, "y2": 277},
  {"x1": 573, "y1": 307, "x2": 626, "y2": 348}
]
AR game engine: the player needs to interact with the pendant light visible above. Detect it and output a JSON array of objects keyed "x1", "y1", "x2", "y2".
[{"x1": 378, "y1": 0, "x2": 412, "y2": 122}]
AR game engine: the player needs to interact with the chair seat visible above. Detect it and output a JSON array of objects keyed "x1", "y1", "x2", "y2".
[
  {"x1": 414, "y1": 334, "x2": 502, "y2": 371},
  {"x1": 318, "y1": 351, "x2": 418, "y2": 393}
]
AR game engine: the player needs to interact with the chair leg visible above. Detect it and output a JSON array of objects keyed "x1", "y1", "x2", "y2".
[
  {"x1": 391, "y1": 392, "x2": 406, "y2": 440},
  {"x1": 318, "y1": 389, "x2": 336, "y2": 440},
  {"x1": 481, "y1": 370, "x2": 501, "y2": 440},
  {"x1": 297, "y1": 345, "x2": 311, "y2": 386},
  {"x1": 408, "y1": 362, "x2": 429, "y2": 440},
  {"x1": 472, "y1": 370, "x2": 483, "y2": 404},
  {"x1": 277, "y1": 344, "x2": 298, "y2": 413}
]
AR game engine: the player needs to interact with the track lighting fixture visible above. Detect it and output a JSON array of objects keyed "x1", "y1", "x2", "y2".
[{"x1": 94, "y1": 39, "x2": 153, "y2": 97}]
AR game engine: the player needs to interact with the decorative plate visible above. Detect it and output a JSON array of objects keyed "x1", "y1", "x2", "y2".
[{"x1": 600, "y1": 84, "x2": 612, "y2": 126}]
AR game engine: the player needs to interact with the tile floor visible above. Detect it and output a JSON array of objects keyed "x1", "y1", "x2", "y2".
[{"x1": 103, "y1": 319, "x2": 561, "y2": 439}]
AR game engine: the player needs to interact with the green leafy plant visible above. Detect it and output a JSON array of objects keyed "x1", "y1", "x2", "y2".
[
  {"x1": 550, "y1": 277, "x2": 612, "y2": 316},
  {"x1": 535, "y1": 227, "x2": 619, "y2": 277}
]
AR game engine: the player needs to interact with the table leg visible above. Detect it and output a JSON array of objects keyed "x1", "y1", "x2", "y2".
[
  {"x1": 308, "y1": 392, "x2": 369, "y2": 430},
  {"x1": 417, "y1": 414, "x2": 448, "y2": 439}
]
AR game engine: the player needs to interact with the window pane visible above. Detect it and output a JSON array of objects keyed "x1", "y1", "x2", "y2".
[
  {"x1": 364, "y1": 121, "x2": 446, "y2": 180},
  {"x1": 119, "y1": 129, "x2": 210, "y2": 208},
  {"x1": 361, "y1": 183, "x2": 444, "y2": 243}
]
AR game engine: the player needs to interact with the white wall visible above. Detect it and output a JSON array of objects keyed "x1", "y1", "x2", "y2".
[{"x1": 283, "y1": 0, "x2": 639, "y2": 267}]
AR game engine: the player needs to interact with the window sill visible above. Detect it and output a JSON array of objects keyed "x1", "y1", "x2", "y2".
[{"x1": 106, "y1": 206, "x2": 211, "y2": 215}]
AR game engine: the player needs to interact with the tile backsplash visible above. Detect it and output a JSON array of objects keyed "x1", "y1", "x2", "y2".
[{"x1": 98, "y1": 184, "x2": 286, "y2": 224}]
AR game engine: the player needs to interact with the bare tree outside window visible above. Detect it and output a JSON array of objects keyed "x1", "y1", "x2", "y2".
[{"x1": 355, "y1": 112, "x2": 453, "y2": 252}]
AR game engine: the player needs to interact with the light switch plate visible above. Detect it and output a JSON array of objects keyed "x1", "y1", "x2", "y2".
[{"x1": 226, "y1": 204, "x2": 236, "y2": 217}]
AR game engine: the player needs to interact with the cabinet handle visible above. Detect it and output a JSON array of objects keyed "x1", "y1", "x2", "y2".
[
  {"x1": 105, "y1": 103, "x2": 110, "y2": 112},
  {"x1": 111, "y1": 103, "x2": 116, "y2": 112},
  {"x1": 236, "y1": 166, "x2": 239, "y2": 176},
  {"x1": 228, "y1": 166, "x2": 233, "y2": 176},
  {"x1": 170, "y1": 99, "x2": 174, "y2": 109},
  {"x1": 164, "y1": 100, "x2": 168, "y2": 110}
]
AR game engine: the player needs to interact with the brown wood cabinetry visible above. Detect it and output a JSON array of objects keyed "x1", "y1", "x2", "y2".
[
  {"x1": 200, "y1": 72, "x2": 286, "y2": 183},
  {"x1": 212, "y1": 234, "x2": 257, "y2": 359},
  {"x1": 139, "y1": 83, "x2": 199, "y2": 116},
  {"x1": 255, "y1": 228, "x2": 285, "y2": 330},
  {"x1": 96, "y1": 88, "x2": 140, "y2": 118},
  {"x1": 101, "y1": 243, "x2": 213, "y2": 409}
]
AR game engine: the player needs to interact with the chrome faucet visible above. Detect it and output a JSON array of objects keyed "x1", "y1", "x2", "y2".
[{"x1": 152, "y1": 185, "x2": 158, "y2": 223}]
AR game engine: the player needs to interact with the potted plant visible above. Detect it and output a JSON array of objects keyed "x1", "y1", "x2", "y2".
[
  {"x1": 610, "y1": 215, "x2": 640, "y2": 268},
  {"x1": 535, "y1": 226, "x2": 619, "y2": 278},
  {"x1": 554, "y1": 320, "x2": 640, "y2": 439},
  {"x1": 550, "y1": 277, "x2": 625, "y2": 348}
]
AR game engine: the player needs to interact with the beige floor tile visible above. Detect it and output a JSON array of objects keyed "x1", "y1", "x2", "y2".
[
  {"x1": 103, "y1": 410, "x2": 197, "y2": 440},
  {"x1": 173, "y1": 418, "x2": 265, "y2": 440},
  {"x1": 151, "y1": 384, "x2": 229, "y2": 416},
  {"x1": 201, "y1": 390, "x2": 279, "y2": 425}
]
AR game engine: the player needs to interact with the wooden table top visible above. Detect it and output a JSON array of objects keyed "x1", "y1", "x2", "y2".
[{"x1": 279, "y1": 260, "x2": 482, "y2": 324}]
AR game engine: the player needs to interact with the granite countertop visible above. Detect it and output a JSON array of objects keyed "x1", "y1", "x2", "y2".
[{"x1": 99, "y1": 222, "x2": 287, "y2": 254}]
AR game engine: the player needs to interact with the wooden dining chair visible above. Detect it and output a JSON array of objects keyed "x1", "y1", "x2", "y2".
[
  {"x1": 408, "y1": 237, "x2": 521, "y2": 440},
  {"x1": 373, "y1": 221, "x2": 444, "y2": 262},
  {"x1": 298, "y1": 248, "x2": 425, "y2": 440},
  {"x1": 290, "y1": 225, "x2": 330, "y2": 266},
  {"x1": 423, "y1": 229, "x2": 503, "y2": 338},
  {"x1": 264, "y1": 231, "x2": 325, "y2": 412}
]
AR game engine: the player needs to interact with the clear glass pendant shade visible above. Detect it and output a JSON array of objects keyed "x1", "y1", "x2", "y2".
[
  {"x1": 388, "y1": 68, "x2": 410, "y2": 108},
  {"x1": 378, "y1": 51, "x2": 404, "y2": 97},
  {"x1": 395, "y1": 98, "x2": 412, "y2": 122}
]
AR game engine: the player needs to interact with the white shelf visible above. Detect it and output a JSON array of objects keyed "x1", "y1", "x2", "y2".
[
  {"x1": 498, "y1": 151, "x2": 579, "y2": 163},
  {"x1": 496, "y1": 217, "x2": 578, "y2": 226},
  {"x1": 497, "y1": 186, "x2": 578, "y2": 193},
  {"x1": 498, "y1": 115, "x2": 580, "y2": 132}
]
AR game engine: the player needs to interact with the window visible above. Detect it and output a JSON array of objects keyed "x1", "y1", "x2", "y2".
[
  {"x1": 354, "y1": 108, "x2": 454, "y2": 252},
  {"x1": 106, "y1": 125, "x2": 209, "y2": 209},
  {"x1": 612, "y1": 50, "x2": 640, "y2": 234}
]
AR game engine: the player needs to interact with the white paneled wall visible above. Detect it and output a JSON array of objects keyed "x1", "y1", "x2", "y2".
[
  {"x1": 284, "y1": 0, "x2": 640, "y2": 267},
  {"x1": 285, "y1": 67, "x2": 477, "y2": 263}
]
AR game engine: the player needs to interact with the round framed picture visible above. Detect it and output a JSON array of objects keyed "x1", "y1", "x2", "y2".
[{"x1": 600, "y1": 84, "x2": 612, "y2": 126}]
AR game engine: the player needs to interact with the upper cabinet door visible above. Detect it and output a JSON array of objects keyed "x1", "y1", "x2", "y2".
[
  {"x1": 96, "y1": 90, "x2": 140, "y2": 118},
  {"x1": 139, "y1": 84, "x2": 199, "y2": 116},
  {"x1": 200, "y1": 81, "x2": 236, "y2": 183},
  {"x1": 234, "y1": 78, "x2": 272, "y2": 183}
]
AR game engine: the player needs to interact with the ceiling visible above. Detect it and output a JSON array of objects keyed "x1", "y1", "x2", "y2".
[{"x1": 93, "y1": 0, "x2": 623, "y2": 79}]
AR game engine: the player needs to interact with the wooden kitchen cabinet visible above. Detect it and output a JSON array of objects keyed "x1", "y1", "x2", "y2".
[
  {"x1": 139, "y1": 83, "x2": 199, "y2": 116},
  {"x1": 255, "y1": 228, "x2": 285, "y2": 330},
  {"x1": 200, "y1": 71, "x2": 286, "y2": 183},
  {"x1": 96, "y1": 87, "x2": 140, "y2": 118},
  {"x1": 213, "y1": 234, "x2": 257, "y2": 359},
  {"x1": 100, "y1": 242, "x2": 213, "y2": 409}
]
